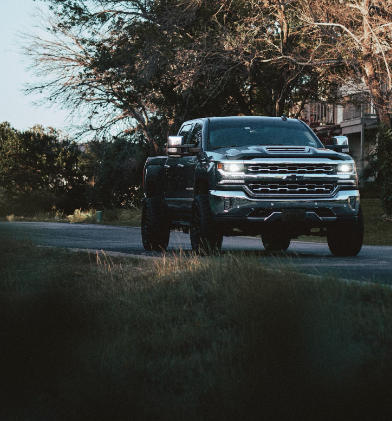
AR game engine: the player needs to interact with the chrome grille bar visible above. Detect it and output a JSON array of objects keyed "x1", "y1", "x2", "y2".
[
  {"x1": 247, "y1": 164, "x2": 334, "y2": 174},
  {"x1": 247, "y1": 181, "x2": 336, "y2": 195}
]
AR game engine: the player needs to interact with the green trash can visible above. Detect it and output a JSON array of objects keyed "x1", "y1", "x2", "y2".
[{"x1": 96, "y1": 210, "x2": 102, "y2": 223}]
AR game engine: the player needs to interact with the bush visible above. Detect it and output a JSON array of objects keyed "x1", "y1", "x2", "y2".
[
  {"x1": 377, "y1": 125, "x2": 392, "y2": 215},
  {"x1": 0, "y1": 189, "x2": 55, "y2": 217},
  {"x1": 363, "y1": 124, "x2": 392, "y2": 215}
]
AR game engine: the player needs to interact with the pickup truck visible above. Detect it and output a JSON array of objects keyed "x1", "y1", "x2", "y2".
[{"x1": 141, "y1": 116, "x2": 363, "y2": 256}]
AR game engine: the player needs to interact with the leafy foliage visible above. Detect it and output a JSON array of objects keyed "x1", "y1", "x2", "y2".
[
  {"x1": 376, "y1": 125, "x2": 392, "y2": 215},
  {"x1": 0, "y1": 122, "x2": 149, "y2": 216},
  {"x1": 363, "y1": 125, "x2": 392, "y2": 215},
  {"x1": 81, "y1": 136, "x2": 146, "y2": 209},
  {"x1": 24, "y1": 0, "x2": 331, "y2": 147},
  {"x1": 0, "y1": 122, "x2": 86, "y2": 215}
]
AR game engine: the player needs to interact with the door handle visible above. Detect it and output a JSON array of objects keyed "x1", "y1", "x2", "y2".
[
  {"x1": 177, "y1": 164, "x2": 184, "y2": 168},
  {"x1": 164, "y1": 165, "x2": 170, "y2": 169}
]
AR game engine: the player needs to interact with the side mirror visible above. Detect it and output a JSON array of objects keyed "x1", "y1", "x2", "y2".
[
  {"x1": 167, "y1": 136, "x2": 200, "y2": 156},
  {"x1": 167, "y1": 136, "x2": 183, "y2": 155},
  {"x1": 326, "y1": 136, "x2": 349, "y2": 154}
]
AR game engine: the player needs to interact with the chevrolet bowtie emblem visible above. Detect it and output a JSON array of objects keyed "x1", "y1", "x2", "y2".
[{"x1": 287, "y1": 174, "x2": 303, "y2": 180}]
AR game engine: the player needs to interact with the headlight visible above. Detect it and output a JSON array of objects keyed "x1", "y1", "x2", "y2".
[
  {"x1": 337, "y1": 163, "x2": 355, "y2": 174},
  {"x1": 217, "y1": 163, "x2": 244, "y2": 172}
]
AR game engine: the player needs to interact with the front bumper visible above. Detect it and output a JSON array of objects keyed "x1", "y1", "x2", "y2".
[{"x1": 209, "y1": 189, "x2": 360, "y2": 232}]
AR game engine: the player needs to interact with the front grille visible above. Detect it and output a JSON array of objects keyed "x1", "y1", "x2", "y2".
[
  {"x1": 246, "y1": 181, "x2": 336, "y2": 195},
  {"x1": 246, "y1": 164, "x2": 334, "y2": 175}
]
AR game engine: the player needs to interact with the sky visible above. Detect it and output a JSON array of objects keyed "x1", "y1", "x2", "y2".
[{"x1": 0, "y1": 0, "x2": 69, "y2": 133}]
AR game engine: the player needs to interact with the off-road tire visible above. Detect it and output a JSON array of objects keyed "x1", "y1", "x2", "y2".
[
  {"x1": 190, "y1": 195, "x2": 223, "y2": 255},
  {"x1": 141, "y1": 197, "x2": 171, "y2": 251},
  {"x1": 262, "y1": 234, "x2": 291, "y2": 252},
  {"x1": 327, "y1": 205, "x2": 364, "y2": 257}
]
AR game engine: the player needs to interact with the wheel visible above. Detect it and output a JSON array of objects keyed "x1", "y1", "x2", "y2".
[
  {"x1": 262, "y1": 233, "x2": 291, "y2": 252},
  {"x1": 190, "y1": 195, "x2": 223, "y2": 255},
  {"x1": 327, "y1": 205, "x2": 364, "y2": 257},
  {"x1": 141, "y1": 197, "x2": 171, "y2": 251}
]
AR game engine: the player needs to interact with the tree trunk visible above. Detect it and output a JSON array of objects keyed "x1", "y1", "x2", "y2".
[
  {"x1": 275, "y1": 100, "x2": 281, "y2": 117},
  {"x1": 129, "y1": 108, "x2": 159, "y2": 155}
]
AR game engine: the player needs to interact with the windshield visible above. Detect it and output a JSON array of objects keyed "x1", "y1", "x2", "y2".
[{"x1": 209, "y1": 118, "x2": 322, "y2": 149}]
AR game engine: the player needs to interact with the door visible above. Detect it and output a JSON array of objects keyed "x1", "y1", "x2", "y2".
[
  {"x1": 179, "y1": 121, "x2": 203, "y2": 216},
  {"x1": 164, "y1": 123, "x2": 194, "y2": 217}
]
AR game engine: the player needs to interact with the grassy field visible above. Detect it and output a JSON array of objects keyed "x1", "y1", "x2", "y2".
[{"x1": 2, "y1": 237, "x2": 392, "y2": 420}]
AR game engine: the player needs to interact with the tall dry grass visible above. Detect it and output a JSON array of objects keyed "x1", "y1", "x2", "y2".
[
  {"x1": 3, "y1": 207, "x2": 142, "y2": 226},
  {"x1": 1, "y1": 237, "x2": 392, "y2": 420}
]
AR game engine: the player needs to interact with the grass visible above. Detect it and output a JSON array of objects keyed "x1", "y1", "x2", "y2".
[
  {"x1": 3, "y1": 207, "x2": 142, "y2": 227},
  {"x1": 2, "y1": 237, "x2": 392, "y2": 420},
  {"x1": 361, "y1": 198, "x2": 392, "y2": 245}
]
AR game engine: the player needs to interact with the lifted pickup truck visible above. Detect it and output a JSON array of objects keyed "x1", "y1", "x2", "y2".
[{"x1": 141, "y1": 116, "x2": 363, "y2": 256}]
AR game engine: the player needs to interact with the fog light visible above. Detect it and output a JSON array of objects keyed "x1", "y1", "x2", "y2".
[{"x1": 348, "y1": 196, "x2": 356, "y2": 209}]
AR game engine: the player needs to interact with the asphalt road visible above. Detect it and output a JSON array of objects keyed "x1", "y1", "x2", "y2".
[{"x1": 1, "y1": 221, "x2": 391, "y2": 284}]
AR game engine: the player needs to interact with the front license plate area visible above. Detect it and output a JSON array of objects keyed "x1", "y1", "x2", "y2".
[{"x1": 282, "y1": 209, "x2": 306, "y2": 222}]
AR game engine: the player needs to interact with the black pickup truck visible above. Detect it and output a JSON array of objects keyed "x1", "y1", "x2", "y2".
[{"x1": 141, "y1": 116, "x2": 363, "y2": 256}]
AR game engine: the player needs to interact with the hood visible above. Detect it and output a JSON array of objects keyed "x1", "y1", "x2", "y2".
[{"x1": 209, "y1": 145, "x2": 351, "y2": 161}]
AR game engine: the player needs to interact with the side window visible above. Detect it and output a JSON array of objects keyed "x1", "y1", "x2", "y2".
[
  {"x1": 189, "y1": 122, "x2": 203, "y2": 146},
  {"x1": 178, "y1": 123, "x2": 193, "y2": 144}
]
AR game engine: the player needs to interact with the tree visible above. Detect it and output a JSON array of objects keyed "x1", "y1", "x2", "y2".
[
  {"x1": 23, "y1": 0, "x2": 184, "y2": 154},
  {"x1": 288, "y1": 0, "x2": 392, "y2": 214},
  {"x1": 0, "y1": 122, "x2": 86, "y2": 214},
  {"x1": 153, "y1": 0, "x2": 342, "y2": 117},
  {"x1": 290, "y1": 0, "x2": 392, "y2": 126},
  {"x1": 23, "y1": 0, "x2": 329, "y2": 149},
  {"x1": 80, "y1": 135, "x2": 147, "y2": 209}
]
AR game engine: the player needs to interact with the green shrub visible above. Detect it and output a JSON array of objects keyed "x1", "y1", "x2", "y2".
[
  {"x1": 364, "y1": 124, "x2": 392, "y2": 215},
  {"x1": 377, "y1": 125, "x2": 392, "y2": 215}
]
